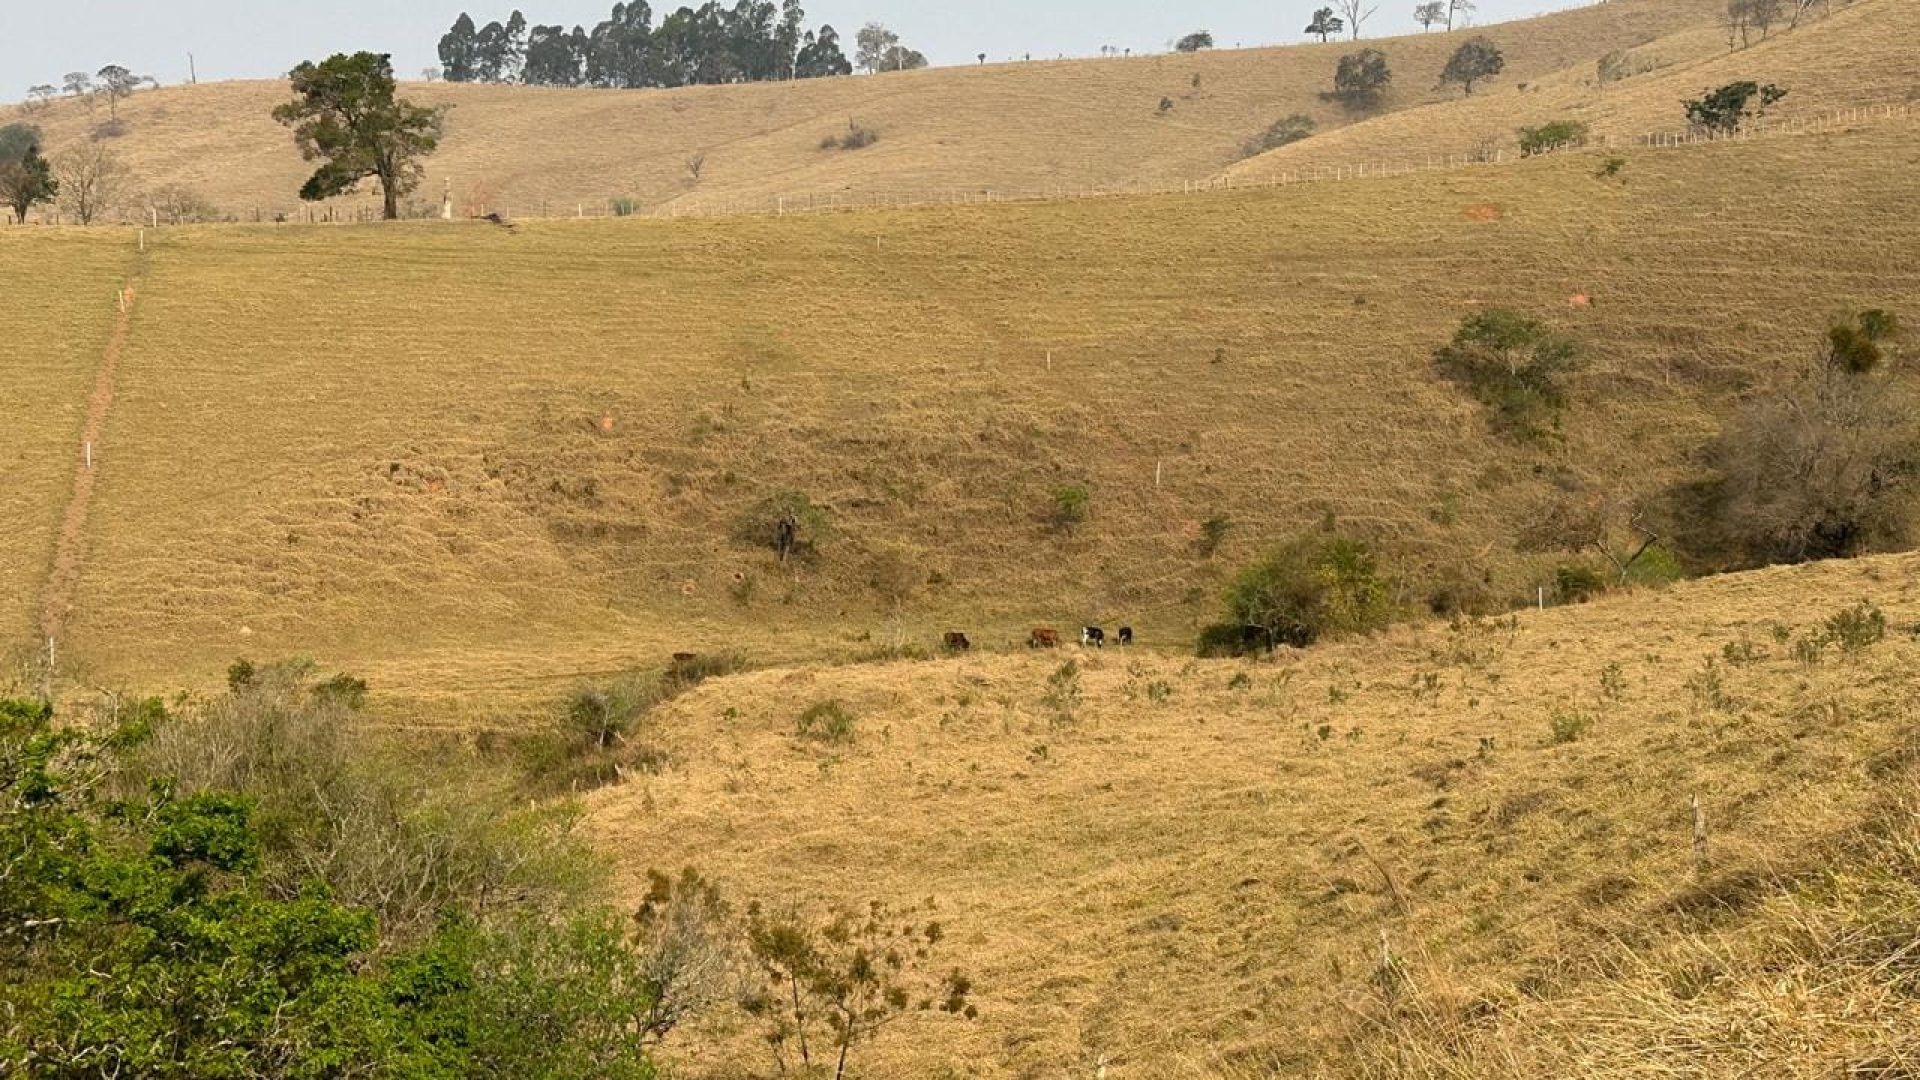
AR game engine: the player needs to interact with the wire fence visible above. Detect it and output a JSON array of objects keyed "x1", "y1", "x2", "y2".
[
  {"x1": 60, "y1": 97, "x2": 1914, "y2": 228},
  {"x1": 630, "y1": 99, "x2": 1915, "y2": 221}
]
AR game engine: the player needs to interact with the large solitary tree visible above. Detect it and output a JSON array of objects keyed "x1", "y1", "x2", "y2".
[
  {"x1": 272, "y1": 53, "x2": 444, "y2": 221},
  {"x1": 95, "y1": 65, "x2": 147, "y2": 121},
  {"x1": 1306, "y1": 7, "x2": 1346, "y2": 41},
  {"x1": 0, "y1": 125, "x2": 58, "y2": 223},
  {"x1": 1441, "y1": 36, "x2": 1504, "y2": 95}
]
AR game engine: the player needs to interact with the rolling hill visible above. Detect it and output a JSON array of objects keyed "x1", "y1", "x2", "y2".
[
  {"x1": 1227, "y1": 0, "x2": 1920, "y2": 181},
  {"x1": 1, "y1": 112, "x2": 1915, "y2": 720},
  {"x1": 0, "y1": 0, "x2": 1725, "y2": 221}
]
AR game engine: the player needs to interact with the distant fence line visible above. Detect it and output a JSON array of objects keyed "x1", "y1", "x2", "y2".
[
  {"x1": 33, "y1": 98, "x2": 1911, "y2": 228},
  {"x1": 637, "y1": 99, "x2": 1915, "y2": 221}
]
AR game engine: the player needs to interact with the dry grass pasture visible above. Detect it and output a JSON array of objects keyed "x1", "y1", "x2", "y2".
[
  {"x1": 0, "y1": 232, "x2": 135, "y2": 651},
  {"x1": 0, "y1": 116, "x2": 1913, "y2": 719},
  {"x1": 585, "y1": 553, "x2": 1920, "y2": 1077},
  {"x1": 1229, "y1": 0, "x2": 1920, "y2": 181},
  {"x1": 0, "y1": 0, "x2": 1724, "y2": 220}
]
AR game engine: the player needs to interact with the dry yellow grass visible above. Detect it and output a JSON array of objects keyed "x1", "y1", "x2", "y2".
[
  {"x1": 0, "y1": 116, "x2": 1912, "y2": 718},
  {"x1": 583, "y1": 552, "x2": 1920, "y2": 1077},
  {"x1": 0, "y1": 232, "x2": 135, "y2": 651},
  {"x1": 1228, "y1": 0, "x2": 1920, "y2": 181},
  {"x1": 0, "y1": 0, "x2": 1722, "y2": 221}
]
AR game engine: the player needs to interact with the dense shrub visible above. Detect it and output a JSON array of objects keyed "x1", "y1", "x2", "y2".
[
  {"x1": 1699, "y1": 359, "x2": 1920, "y2": 565},
  {"x1": 1328, "y1": 49, "x2": 1392, "y2": 111},
  {"x1": 1517, "y1": 119, "x2": 1589, "y2": 156},
  {"x1": 821, "y1": 120, "x2": 878, "y2": 150},
  {"x1": 1556, "y1": 563, "x2": 1606, "y2": 603},
  {"x1": 1433, "y1": 310, "x2": 1582, "y2": 442},
  {"x1": 1050, "y1": 484, "x2": 1091, "y2": 531},
  {"x1": 1684, "y1": 81, "x2": 1786, "y2": 135},
  {"x1": 1217, "y1": 531, "x2": 1394, "y2": 651},
  {"x1": 0, "y1": 687, "x2": 665, "y2": 1078},
  {"x1": 1242, "y1": 114, "x2": 1317, "y2": 157},
  {"x1": 733, "y1": 489, "x2": 832, "y2": 558}
]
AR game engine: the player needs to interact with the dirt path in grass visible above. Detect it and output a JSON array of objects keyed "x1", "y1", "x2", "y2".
[{"x1": 40, "y1": 274, "x2": 142, "y2": 649}]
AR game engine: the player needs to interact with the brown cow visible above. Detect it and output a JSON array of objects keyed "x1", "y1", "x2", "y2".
[
  {"x1": 943, "y1": 632, "x2": 972, "y2": 652},
  {"x1": 1029, "y1": 628, "x2": 1061, "y2": 649}
]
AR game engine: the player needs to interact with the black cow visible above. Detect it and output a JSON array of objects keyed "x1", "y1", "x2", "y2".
[
  {"x1": 1117, "y1": 626, "x2": 1134, "y2": 646},
  {"x1": 1082, "y1": 626, "x2": 1106, "y2": 648}
]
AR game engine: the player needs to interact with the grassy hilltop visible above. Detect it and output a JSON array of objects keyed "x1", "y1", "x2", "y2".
[
  {"x1": 2, "y1": 0, "x2": 1723, "y2": 220},
  {"x1": 1229, "y1": 0, "x2": 1920, "y2": 180}
]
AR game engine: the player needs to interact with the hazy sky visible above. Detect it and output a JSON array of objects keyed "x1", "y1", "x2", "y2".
[{"x1": 12, "y1": 0, "x2": 1580, "y2": 94}]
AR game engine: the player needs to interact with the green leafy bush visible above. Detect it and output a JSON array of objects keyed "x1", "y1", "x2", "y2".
[
  {"x1": 1050, "y1": 484, "x2": 1091, "y2": 531},
  {"x1": 1684, "y1": 81, "x2": 1786, "y2": 135},
  {"x1": 1548, "y1": 708, "x2": 1593, "y2": 744},
  {"x1": 0, "y1": 692, "x2": 664, "y2": 1079},
  {"x1": 1242, "y1": 114, "x2": 1316, "y2": 157},
  {"x1": 1218, "y1": 530, "x2": 1394, "y2": 651},
  {"x1": 1556, "y1": 563, "x2": 1606, "y2": 603},
  {"x1": 1433, "y1": 309, "x2": 1582, "y2": 442},
  {"x1": 1517, "y1": 119, "x2": 1589, "y2": 156}
]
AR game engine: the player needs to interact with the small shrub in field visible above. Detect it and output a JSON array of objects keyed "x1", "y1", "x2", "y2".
[
  {"x1": 1598, "y1": 661, "x2": 1626, "y2": 702},
  {"x1": 1242, "y1": 114, "x2": 1315, "y2": 157},
  {"x1": 821, "y1": 120, "x2": 878, "y2": 150},
  {"x1": 1050, "y1": 484, "x2": 1091, "y2": 531},
  {"x1": 311, "y1": 673, "x2": 368, "y2": 710},
  {"x1": 1556, "y1": 564, "x2": 1606, "y2": 603},
  {"x1": 1044, "y1": 660, "x2": 1082, "y2": 727},
  {"x1": 1219, "y1": 530, "x2": 1393, "y2": 651},
  {"x1": 797, "y1": 700, "x2": 856, "y2": 744},
  {"x1": 1686, "y1": 658, "x2": 1732, "y2": 711},
  {"x1": 1823, "y1": 601, "x2": 1886, "y2": 656},
  {"x1": 564, "y1": 674, "x2": 658, "y2": 751},
  {"x1": 610, "y1": 196, "x2": 638, "y2": 216},
  {"x1": 1517, "y1": 120, "x2": 1588, "y2": 156},
  {"x1": 1548, "y1": 708, "x2": 1592, "y2": 744},
  {"x1": 1824, "y1": 310, "x2": 1901, "y2": 374},
  {"x1": 1228, "y1": 671, "x2": 1253, "y2": 691},
  {"x1": 733, "y1": 489, "x2": 831, "y2": 558},
  {"x1": 1197, "y1": 515, "x2": 1231, "y2": 557},
  {"x1": 1595, "y1": 156, "x2": 1627, "y2": 181},
  {"x1": 1197, "y1": 623, "x2": 1260, "y2": 658},
  {"x1": 227, "y1": 658, "x2": 258, "y2": 691},
  {"x1": 1433, "y1": 309, "x2": 1581, "y2": 442},
  {"x1": 1793, "y1": 632, "x2": 1828, "y2": 667},
  {"x1": 665, "y1": 650, "x2": 747, "y2": 692}
]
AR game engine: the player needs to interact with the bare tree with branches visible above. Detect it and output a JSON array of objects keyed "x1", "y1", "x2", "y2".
[{"x1": 1337, "y1": 0, "x2": 1380, "y2": 39}]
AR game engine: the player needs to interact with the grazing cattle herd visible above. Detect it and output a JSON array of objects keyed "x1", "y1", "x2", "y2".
[{"x1": 1010, "y1": 625, "x2": 1133, "y2": 650}]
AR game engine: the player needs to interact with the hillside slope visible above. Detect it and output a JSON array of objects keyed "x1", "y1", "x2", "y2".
[
  {"x1": 1228, "y1": 0, "x2": 1920, "y2": 180},
  {"x1": 0, "y1": 116, "x2": 1914, "y2": 716},
  {"x1": 582, "y1": 552, "x2": 1920, "y2": 1077},
  {"x1": 1, "y1": 0, "x2": 1721, "y2": 221}
]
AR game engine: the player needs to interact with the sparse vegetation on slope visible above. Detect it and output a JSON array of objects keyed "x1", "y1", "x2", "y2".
[
  {"x1": 1, "y1": 0, "x2": 1724, "y2": 221},
  {"x1": 581, "y1": 554, "x2": 1920, "y2": 1076}
]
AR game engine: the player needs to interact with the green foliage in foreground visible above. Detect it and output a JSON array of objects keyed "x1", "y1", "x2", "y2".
[
  {"x1": 0, "y1": 686, "x2": 659, "y2": 1078},
  {"x1": 1205, "y1": 530, "x2": 1394, "y2": 654}
]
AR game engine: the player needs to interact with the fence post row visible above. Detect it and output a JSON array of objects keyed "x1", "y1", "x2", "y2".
[{"x1": 213, "y1": 100, "x2": 1905, "y2": 226}]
